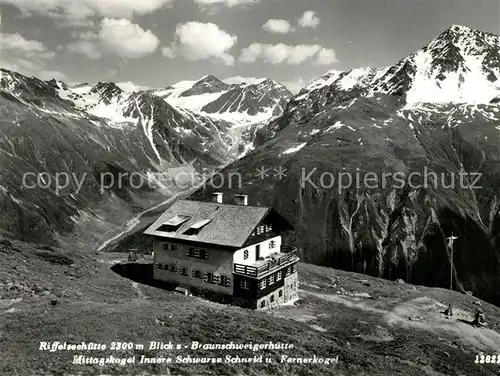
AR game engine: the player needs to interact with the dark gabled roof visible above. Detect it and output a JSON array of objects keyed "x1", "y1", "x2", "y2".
[{"x1": 143, "y1": 199, "x2": 292, "y2": 249}]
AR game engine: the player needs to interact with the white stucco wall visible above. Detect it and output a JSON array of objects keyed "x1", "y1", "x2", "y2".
[{"x1": 233, "y1": 236, "x2": 282, "y2": 266}]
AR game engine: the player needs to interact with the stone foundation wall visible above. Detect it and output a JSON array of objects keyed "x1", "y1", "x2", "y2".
[{"x1": 254, "y1": 272, "x2": 299, "y2": 310}]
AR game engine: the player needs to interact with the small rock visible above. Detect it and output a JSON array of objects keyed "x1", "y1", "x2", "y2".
[
  {"x1": 33, "y1": 284, "x2": 43, "y2": 293},
  {"x1": 473, "y1": 301, "x2": 482, "y2": 306},
  {"x1": 409, "y1": 316, "x2": 424, "y2": 321},
  {"x1": 396, "y1": 279, "x2": 405, "y2": 284},
  {"x1": 50, "y1": 300, "x2": 58, "y2": 306},
  {"x1": 155, "y1": 318, "x2": 165, "y2": 326}
]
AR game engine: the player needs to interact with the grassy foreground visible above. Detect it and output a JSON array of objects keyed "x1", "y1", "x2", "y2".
[{"x1": 1, "y1": 238, "x2": 499, "y2": 376}]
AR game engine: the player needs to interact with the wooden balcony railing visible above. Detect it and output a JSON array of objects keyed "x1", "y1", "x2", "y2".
[{"x1": 234, "y1": 246, "x2": 299, "y2": 278}]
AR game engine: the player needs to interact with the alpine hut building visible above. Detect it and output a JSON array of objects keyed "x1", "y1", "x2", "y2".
[{"x1": 143, "y1": 193, "x2": 299, "y2": 309}]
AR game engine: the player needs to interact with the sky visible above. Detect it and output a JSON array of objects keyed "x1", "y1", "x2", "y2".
[{"x1": 0, "y1": 0, "x2": 499, "y2": 93}]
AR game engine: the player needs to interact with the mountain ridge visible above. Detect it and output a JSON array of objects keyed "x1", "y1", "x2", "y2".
[
  {"x1": 255, "y1": 24, "x2": 500, "y2": 147},
  {"x1": 189, "y1": 24, "x2": 500, "y2": 307}
]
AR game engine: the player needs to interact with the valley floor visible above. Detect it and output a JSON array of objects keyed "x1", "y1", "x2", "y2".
[{"x1": 1, "y1": 240, "x2": 499, "y2": 376}]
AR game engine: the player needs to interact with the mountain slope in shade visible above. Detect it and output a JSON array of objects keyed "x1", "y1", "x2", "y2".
[
  {"x1": 191, "y1": 25, "x2": 500, "y2": 307},
  {"x1": 0, "y1": 67, "x2": 293, "y2": 248},
  {"x1": 0, "y1": 69, "x2": 235, "y2": 249}
]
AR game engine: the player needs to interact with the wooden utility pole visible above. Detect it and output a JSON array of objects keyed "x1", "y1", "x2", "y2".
[
  {"x1": 449, "y1": 232, "x2": 454, "y2": 300},
  {"x1": 445, "y1": 233, "x2": 458, "y2": 317},
  {"x1": 447, "y1": 233, "x2": 458, "y2": 299}
]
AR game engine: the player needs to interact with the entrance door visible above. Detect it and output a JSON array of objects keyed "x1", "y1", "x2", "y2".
[{"x1": 256, "y1": 244, "x2": 261, "y2": 260}]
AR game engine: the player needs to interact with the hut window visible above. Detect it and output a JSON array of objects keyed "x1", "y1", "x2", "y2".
[
  {"x1": 192, "y1": 270, "x2": 203, "y2": 278},
  {"x1": 240, "y1": 280, "x2": 250, "y2": 290}
]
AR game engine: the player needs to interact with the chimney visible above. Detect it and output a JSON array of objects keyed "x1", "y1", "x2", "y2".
[
  {"x1": 212, "y1": 192, "x2": 223, "y2": 204},
  {"x1": 235, "y1": 194, "x2": 248, "y2": 206}
]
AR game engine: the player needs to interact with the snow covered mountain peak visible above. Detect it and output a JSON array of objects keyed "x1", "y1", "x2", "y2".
[
  {"x1": 425, "y1": 24, "x2": 499, "y2": 59},
  {"x1": 288, "y1": 25, "x2": 500, "y2": 112},
  {"x1": 399, "y1": 25, "x2": 500, "y2": 104},
  {"x1": 252, "y1": 77, "x2": 288, "y2": 91},
  {"x1": 89, "y1": 81, "x2": 125, "y2": 104},
  {"x1": 196, "y1": 74, "x2": 226, "y2": 86},
  {"x1": 179, "y1": 75, "x2": 230, "y2": 97},
  {"x1": 1, "y1": 69, "x2": 51, "y2": 95},
  {"x1": 199, "y1": 76, "x2": 291, "y2": 120},
  {"x1": 1, "y1": 67, "x2": 292, "y2": 162},
  {"x1": 149, "y1": 74, "x2": 292, "y2": 126},
  {"x1": 1, "y1": 69, "x2": 67, "y2": 109},
  {"x1": 257, "y1": 25, "x2": 500, "y2": 146},
  {"x1": 91, "y1": 81, "x2": 123, "y2": 93}
]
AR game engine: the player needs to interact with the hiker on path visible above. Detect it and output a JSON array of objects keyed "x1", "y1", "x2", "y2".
[
  {"x1": 472, "y1": 308, "x2": 487, "y2": 327},
  {"x1": 444, "y1": 304, "x2": 453, "y2": 317}
]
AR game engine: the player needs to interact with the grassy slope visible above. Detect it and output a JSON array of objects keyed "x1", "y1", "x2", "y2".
[{"x1": 1, "y1": 239, "x2": 499, "y2": 376}]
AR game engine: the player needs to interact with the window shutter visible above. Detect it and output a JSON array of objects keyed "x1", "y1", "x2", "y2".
[
  {"x1": 220, "y1": 276, "x2": 230, "y2": 286},
  {"x1": 213, "y1": 274, "x2": 221, "y2": 284}
]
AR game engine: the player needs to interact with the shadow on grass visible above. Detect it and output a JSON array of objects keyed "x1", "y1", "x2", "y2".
[
  {"x1": 457, "y1": 318, "x2": 487, "y2": 328},
  {"x1": 110, "y1": 262, "x2": 177, "y2": 291},
  {"x1": 458, "y1": 318, "x2": 474, "y2": 325}
]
